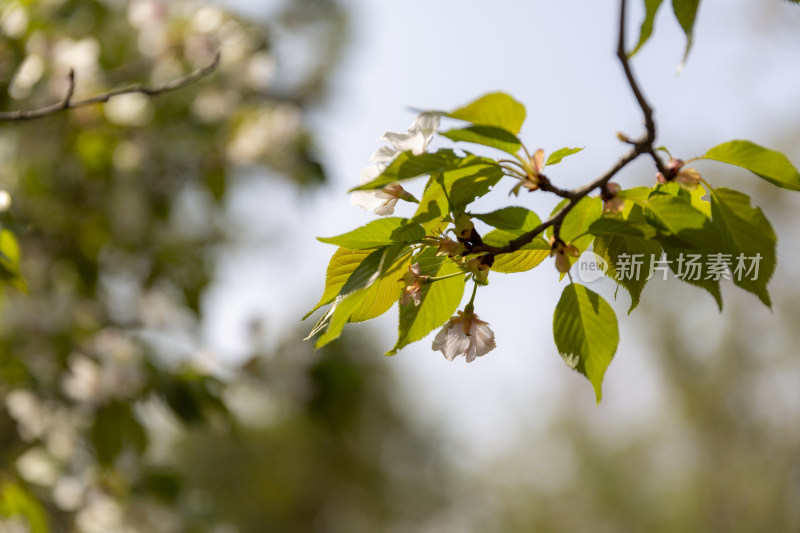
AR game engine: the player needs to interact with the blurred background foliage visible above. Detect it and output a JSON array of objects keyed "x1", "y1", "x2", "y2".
[
  {"x1": 1, "y1": 0, "x2": 799, "y2": 532},
  {"x1": 0, "y1": 0, "x2": 451, "y2": 531}
]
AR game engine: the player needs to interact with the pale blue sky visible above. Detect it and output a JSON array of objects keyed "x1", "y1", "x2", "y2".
[{"x1": 207, "y1": 0, "x2": 800, "y2": 462}]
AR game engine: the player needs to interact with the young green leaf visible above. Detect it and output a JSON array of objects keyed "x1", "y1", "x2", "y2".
[
  {"x1": 661, "y1": 244, "x2": 723, "y2": 310},
  {"x1": 703, "y1": 140, "x2": 800, "y2": 191},
  {"x1": 339, "y1": 245, "x2": 407, "y2": 298},
  {"x1": 349, "y1": 252, "x2": 412, "y2": 322},
  {"x1": 317, "y1": 218, "x2": 423, "y2": 249},
  {"x1": 645, "y1": 194, "x2": 720, "y2": 251},
  {"x1": 388, "y1": 249, "x2": 466, "y2": 355},
  {"x1": 486, "y1": 234, "x2": 550, "y2": 273},
  {"x1": 349, "y1": 149, "x2": 462, "y2": 191},
  {"x1": 672, "y1": 0, "x2": 701, "y2": 67},
  {"x1": 709, "y1": 187, "x2": 776, "y2": 307},
  {"x1": 304, "y1": 248, "x2": 372, "y2": 319},
  {"x1": 473, "y1": 206, "x2": 541, "y2": 231},
  {"x1": 629, "y1": 0, "x2": 665, "y2": 57},
  {"x1": 314, "y1": 290, "x2": 371, "y2": 349},
  {"x1": 447, "y1": 92, "x2": 527, "y2": 135},
  {"x1": 549, "y1": 196, "x2": 603, "y2": 252},
  {"x1": 553, "y1": 284, "x2": 619, "y2": 403},
  {"x1": 593, "y1": 232, "x2": 662, "y2": 313},
  {"x1": 545, "y1": 147, "x2": 584, "y2": 167},
  {"x1": 588, "y1": 217, "x2": 657, "y2": 239},
  {"x1": 440, "y1": 125, "x2": 522, "y2": 155},
  {"x1": 447, "y1": 165, "x2": 504, "y2": 211}
]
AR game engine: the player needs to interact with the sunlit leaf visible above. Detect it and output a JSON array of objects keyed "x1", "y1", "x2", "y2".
[
  {"x1": 473, "y1": 206, "x2": 541, "y2": 231},
  {"x1": 388, "y1": 249, "x2": 466, "y2": 355},
  {"x1": 446, "y1": 92, "x2": 526, "y2": 135},
  {"x1": 545, "y1": 147, "x2": 584, "y2": 167},
  {"x1": 483, "y1": 230, "x2": 550, "y2": 273},
  {"x1": 317, "y1": 218, "x2": 423, "y2": 249},
  {"x1": 349, "y1": 251, "x2": 412, "y2": 322},
  {"x1": 593, "y1": 231, "x2": 662, "y2": 313},
  {"x1": 349, "y1": 149, "x2": 462, "y2": 191},
  {"x1": 304, "y1": 248, "x2": 372, "y2": 319},
  {"x1": 441, "y1": 125, "x2": 521, "y2": 155},
  {"x1": 629, "y1": 0, "x2": 665, "y2": 56},
  {"x1": 672, "y1": 0, "x2": 701, "y2": 66},
  {"x1": 709, "y1": 187, "x2": 776, "y2": 307},
  {"x1": 553, "y1": 284, "x2": 618, "y2": 403},
  {"x1": 703, "y1": 140, "x2": 800, "y2": 191}
]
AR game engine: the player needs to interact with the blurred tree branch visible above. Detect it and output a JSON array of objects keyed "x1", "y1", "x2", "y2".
[{"x1": 0, "y1": 51, "x2": 220, "y2": 122}]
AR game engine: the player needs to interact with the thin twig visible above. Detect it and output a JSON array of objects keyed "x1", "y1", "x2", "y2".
[
  {"x1": 473, "y1": 0, "x2": 666, "y2": 259},
  {"x1": 0, "y1": 51, "x2": 221, "y2": 122}
]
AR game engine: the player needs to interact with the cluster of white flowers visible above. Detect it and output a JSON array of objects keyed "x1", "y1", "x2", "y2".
[{"x1": 351, "y1": 112, "x2": 440, "y2": 216}]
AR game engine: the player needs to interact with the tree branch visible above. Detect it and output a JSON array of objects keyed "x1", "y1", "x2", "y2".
[
  {"x1": 473, "y1": 0, "x2": 666, "y2": 258},
  {"x1": 0, "y1": 51, "x2": 221, "y2": 122}
]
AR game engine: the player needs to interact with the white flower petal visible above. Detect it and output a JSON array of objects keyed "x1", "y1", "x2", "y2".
[
  {"x1": 350, "y1": 190, "x2": 385, "y2": 212},
  {"x1": 432, "y1": 321, "x2": 471, "y2": 361},
  {"x1": 470, "y1": 321, "x2": 496, "y2": 358},
  {"x1": 371, "y1": 146, "x2": 397, "y2": 164},
  {"x1": 409, "y1": 112, "x2": 440, "y2": 138},
  {"x1": 372, "y1": 198, "x2": 398, "y2": 216}
]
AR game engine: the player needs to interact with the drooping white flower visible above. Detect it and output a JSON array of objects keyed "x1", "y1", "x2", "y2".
[
  {"x1": 351, "y1": 112, "x2": 440, "y2": 216},
  {"x1": 432, "y1": 310, "x2": 496, "y2": 363}
]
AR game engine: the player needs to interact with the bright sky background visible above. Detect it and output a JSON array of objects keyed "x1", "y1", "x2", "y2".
[{"x1": 207, "y1": 0, "x2": 800, "y2": 463}]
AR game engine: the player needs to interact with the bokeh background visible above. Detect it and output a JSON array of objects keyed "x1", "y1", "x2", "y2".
[{"x1": 1, "y1": 0, "x2": 799, "y2": 531}]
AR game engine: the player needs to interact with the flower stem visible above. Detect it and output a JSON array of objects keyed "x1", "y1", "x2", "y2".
[
  {"x1": 426, "y1": 271, "x2": 466, "y2": 283},
  {"x1": 465, "y1": 281, "x2": 479, "y2": 313}
]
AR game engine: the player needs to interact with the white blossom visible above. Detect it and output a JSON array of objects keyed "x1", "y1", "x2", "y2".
[
  {"x1": 351, "y1": 112, "x2": 440, "y2": 216},
  {"x1": 432, "y1": 310, "x2": 496, "y2": 363}
]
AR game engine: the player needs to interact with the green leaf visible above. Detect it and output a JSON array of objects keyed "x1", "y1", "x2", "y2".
[
  {"x1": 447, "y1": 92, "x2": 526, "y2": 135},
  {"x1": 549, "y1": 196, "x2": 603, "y2": 252},
  {"x1": 545, "y1": 197, "x2": 602, "y2": 277},
  {"x1": 441, "y1": 125, "x2": 521, "y2": 155},
  {"x1": 304, "y1": 248, "x2": 372, "y2": 319},
  {"x1": 350, "y1": 251, "x2": 412, "y2": 322},
  {"x1": 484, "y1": 231, "x2": 550, "y2": 273},
  {"x1": 91, "y1": 402, "x2": 147, "y2": 465},
  {"x1": 0, "y1": 230, "x2": 26, "y2": 293},
  {"x1": 473, "y1": 206, "x2": 541, "y2": 231},
  {"x1": 629, "y1": 0, "x2": 665, "y2": 56},
  {"x1": 0, "y1": 480, "x2": 50, "y2": 533},
  {"x1": 672, "y1": 0, "x2": 700, "y2": 66},
  {"x1": 588, "y1": 217, "x2": 657, "y2": 239},
  {"x1": 661, "y1": 244, "x2": 723, "y2": 310},
  {"x1": 310, "y1": 247, "x2": 413, "y2": 348},
  {"x1": 317, "y1": 217, "x2": 423, "y2": 249},
  {"x1": 339, "y1": 245, "x2": 406, "y2": 297},
  {"x1": 645, "y1": 194, "x2": 720, "y2": 251},
  {"x1": 545, "y1": 147, "x2": 584, "y2": 167},
  {"x1": 388, "y1": 249, "x2": 466, "y2": 355},
  {"x1": 447, "y1": 165, "x2": 504, "y2": 211},
  {"x1": 703, "y1": 140, "x2": 800, "y2": 191},
  {"x1": 645, "y1": 190, "x2": 726, "y2": 309},
  {"x1": 709, "y1": 187, "x2": 776, "y2": 307},
  {"x1": 593, "y1": 231, "x2": 662, "y2": 313},
  {"x1": 349, "y1": 149, "x2": 461, "y2": 191},
  {"x1": 553, "y1": 284, "x2": 619, "y2": 403},
  {"x1": 412, "y1": 178, "x2": 450, "y2": 233},
  {"x1": 314, "y1": 290, "x2": 370, "y2": 349}
]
